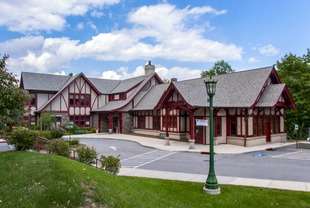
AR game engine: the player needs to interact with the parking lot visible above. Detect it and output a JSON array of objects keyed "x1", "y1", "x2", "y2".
[{"x1": 78, "y1": 138, "x2": 310, "y2": 182}]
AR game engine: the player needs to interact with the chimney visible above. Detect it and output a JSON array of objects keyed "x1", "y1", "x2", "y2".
[
  {"x1": 144, "y1": 60, "x2": 155, "y2": 75},
  {"x1": 171, "y1": 78, "x2": 177, "y2": 82}
]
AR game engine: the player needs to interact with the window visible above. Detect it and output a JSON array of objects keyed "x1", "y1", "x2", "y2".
[
  {"x1": 109, "y1": 93, "x2": 127, "y2": 101},
  {"x1": 120, "y1": 93, "x2": 127, "y2": 100},
  {"x1": 69, "y1": 93, "x2": 91, "y2": 107},
  {"x1": 30, "y1": 95, "x2": 36, "y2": 106},
  {"x1": 215, "y1": 117, "x2": 222, "y2": 137}
]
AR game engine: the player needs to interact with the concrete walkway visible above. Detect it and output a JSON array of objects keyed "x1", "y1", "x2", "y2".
[
  {"x1": 64, "y1": 133, "x2": 294, "y2": 154},
  {"x1": 119, "y1": 168, "x2": 310, "y2": 192}
]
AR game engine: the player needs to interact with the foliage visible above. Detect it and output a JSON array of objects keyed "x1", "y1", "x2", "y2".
[
  {"x1": 8, "y1": 127, "x2": 37, "y2": 150},
  {"x1": 0, "y1": 55, "x2": 29, "y2": 130},
  {"x1": 67, "y1": 139, "x2": 79, "y2": 146},
  {"x1": 201, "y1": 60, "x2": 233, "y2": 78},
  {"x1": 277, "y1": 49, "x2": 310, "y2": 140},
  {"x1": 49, "y1": 129, "x2": 64, "y2": 139},
  {"x1": 77, "y1": 146, "x2": 97, "y2": 164},
  {"x1": 1, "y1": 152, "x2": 310, "y2": 208},
  {"x1": 100, "y1": 155, "x2": 121, "y2": 175},
  {"x1": 64, "y1": 122, "x2": 96, "y2": 135},
  {"x1": 47, "y1": 139, "x2": 70, "y2": 157},
  {"x1": 38, "y1": 112, "x2": 55, "y2": 130}
]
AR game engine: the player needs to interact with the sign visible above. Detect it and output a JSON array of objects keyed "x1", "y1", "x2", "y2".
[
  {"x1": 65, "y1": 122, "x2": 74, "y2": 129},
  {"x1": 196, "y1": 119, "x2": 208, "y2": 127},
  {"x1": 294, "y1": 124, "x2": 299, "y2": 131}
]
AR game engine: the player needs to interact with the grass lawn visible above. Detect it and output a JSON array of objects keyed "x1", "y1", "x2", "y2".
[{"x1": 0, "y1": 152, "x2": 309, "y2": 208}]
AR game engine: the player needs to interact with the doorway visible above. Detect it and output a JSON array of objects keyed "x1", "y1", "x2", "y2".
[{"x1": 264, "y1": 119, "x2": 271, "y2": 142}]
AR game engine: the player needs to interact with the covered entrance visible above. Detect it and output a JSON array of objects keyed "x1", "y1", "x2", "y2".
[
  {"x1": 155, "y1": 83, "x2": 207, "y2": 144},
  {"x1": 98, "y1": 112, "x2": 123, "y2": 133}
]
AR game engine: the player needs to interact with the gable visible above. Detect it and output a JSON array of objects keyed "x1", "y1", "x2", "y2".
[{"x1": 38, "y1": 74, "x2": 100, "y2": 112}]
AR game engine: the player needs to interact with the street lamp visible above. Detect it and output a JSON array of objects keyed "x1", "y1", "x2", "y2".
[{"x1": 203, "y1": 78, "x2": 220, "y2": 195}]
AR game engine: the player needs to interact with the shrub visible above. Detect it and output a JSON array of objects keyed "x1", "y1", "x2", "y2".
[
  {"x1": 47, "y1": 139, "x2": 70, "y2": 157},
  {"x1": 38, "y1": 130, "x2": 52, "y2": 139},
  {"x1": 100, "y1": 155, "x2": 121, "y2": 175},
  {"x1": 8, "y1": 127, "x2": 38, "y2": 151},
  {"x1": 77, "y1": 146, "x2": 97, "y2": 164},
  {"x1": 50, "y1": 129, "x2": 64, "y2": 139},
  {"x1": 67, "y1": 139, "x2": 79, "y2": 146},
  {"x1": 38, "y1": 112, "x2": 55, "y2": 130}
]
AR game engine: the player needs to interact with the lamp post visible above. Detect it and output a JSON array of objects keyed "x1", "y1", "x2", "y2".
[{"x1": 203, "y1": 78, "x2": 220, "y2": 195}]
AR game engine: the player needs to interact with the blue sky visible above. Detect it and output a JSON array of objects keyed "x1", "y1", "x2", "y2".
[{"x1": 0, "y1": 0, "x2": 309, "y2": 80}]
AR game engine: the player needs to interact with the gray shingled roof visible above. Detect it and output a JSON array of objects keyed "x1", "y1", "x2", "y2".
[
  {"x1": 110, "y1": 75, "x2": 146, "y2": 93},
  {"x1": 21, "y1": 72, "x2": 148, "y2": 94},
  {"x1": 21, "y1": 72, "x2": 70, "y2": 92},
  {"x1": 256, "y1": 84, "x2": 285, "y2": 107},
  {"x1": 133, "y1": 84, "x2": 169, "y2": 110},
  {"x1": 36, "y1": 74, "x2": 80, "y2": 112},
  {"x1": 174, "y1": 66, "x2": 273, "y2": 107},
  {"x1": 92, "y1": 100, "x2": 128, "y2": 112},
  {"x1": 88, "y1": 78, "x2": 120, "y2": 94},
  {"x1": 92, "y1": 73, "x2": 156, "y2": 112}
]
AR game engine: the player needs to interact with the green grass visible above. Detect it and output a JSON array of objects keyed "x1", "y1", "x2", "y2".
[{"x1": 0, "y1": 152, "x2": 309, "y2": 208}]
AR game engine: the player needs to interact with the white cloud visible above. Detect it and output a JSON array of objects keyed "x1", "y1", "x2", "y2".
[
  {"x1": 248, "y1": 57, "x2": 259, "y2": 63},
  {"x1": 90, "y1": 10, "x2": 104, "y2": 18},
  {"x1": 186, "y1": 6, "x2": 226, "y2": 15},
  {"x1": 101, "y1": 65, "x2": 201, "y2": 80},
  {"x1": 0, "y1": 0, "x2": 120, "y2": 32},
  {"x1": 0, "y1": 36, "x2": 44, "y2": 56},
  {"x1": 258, "y1": 44, "x2": 280, "y2": 56},
  {"x1": 4, "y1": 3, "x2": 242, "y2": 74}
]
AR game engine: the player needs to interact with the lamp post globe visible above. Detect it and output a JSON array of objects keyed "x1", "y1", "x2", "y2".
[{"x1": 203, "y1": 78, "x2": 220, "y2": 195}]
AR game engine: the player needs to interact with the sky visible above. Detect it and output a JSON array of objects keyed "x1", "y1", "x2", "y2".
[{"x1": 0, "y1": 0, "x2": 310, "y2": 80}]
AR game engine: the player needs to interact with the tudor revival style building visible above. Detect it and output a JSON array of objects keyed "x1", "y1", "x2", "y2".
[{"x1": 20, "y1": 62, "x2": 295, "y2": 146}]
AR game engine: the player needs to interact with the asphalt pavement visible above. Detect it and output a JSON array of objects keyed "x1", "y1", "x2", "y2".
[{"x1": 78, "y1": 138, "x2": 310, "y2": 182}]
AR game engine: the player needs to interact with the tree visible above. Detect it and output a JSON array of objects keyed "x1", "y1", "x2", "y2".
[
  {"x1": 0, "y1": 55, "x2": 29, "y2": 130},
  {"x1": 38, "y1": 112, "x2": 55, "y2": 130},
  {"x1": 277, "y1": 50, "x2": 310, "y2": 140},
  {"x1": 201, "y1": 60, "x2": 233, "y2": 78}
]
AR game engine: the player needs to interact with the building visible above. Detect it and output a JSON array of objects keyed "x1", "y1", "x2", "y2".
[{"x1": 20, "y1": 62, "x2": 295, "y2": 146}]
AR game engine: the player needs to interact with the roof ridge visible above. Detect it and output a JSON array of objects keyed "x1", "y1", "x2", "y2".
[
  {"x1": 21, "y1": 71, "x2": 69, "y2": 77},
  {"x1": 175, "y1": 65, "x2": 274, "y2": 84}
]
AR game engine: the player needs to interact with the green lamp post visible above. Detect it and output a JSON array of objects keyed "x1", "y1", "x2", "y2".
[{"x1": 203, "y1": 78, "x2": 220, "y2": 195}]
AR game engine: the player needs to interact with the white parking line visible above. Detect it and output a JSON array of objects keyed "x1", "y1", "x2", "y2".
[
  {"x1": 133, "y1": 152, "x2": 177, "y2": 169},
  {"x1": 121, "y1": 150, "x2": 159, "y2": 162}
]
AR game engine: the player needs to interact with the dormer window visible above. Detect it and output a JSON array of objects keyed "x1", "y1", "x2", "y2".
[{"x1": 109, "y1": 93, "x2": 127, "y2": 101}]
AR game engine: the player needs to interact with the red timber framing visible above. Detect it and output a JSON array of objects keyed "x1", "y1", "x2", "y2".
[
  {"x1": 154, "y1": 83, "x2": 200, "y2": 143},
  {"x1": 33, "y1": 73, "x2": 101, "y2": 128}
]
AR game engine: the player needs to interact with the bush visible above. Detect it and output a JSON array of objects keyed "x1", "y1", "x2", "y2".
[
  {"x1": 77, "y1": 146, "x2": 97, "y2": 164},
  {"x1": 47, "y1": 139, "x2": 70, "y2": 157},
  {"x1": 67, "y1": 139, "x2": 79, "y2": 146},
  {"x1": 8, "y1": 127, "x2": 38, "y2": 151},
  {"x1": 50, "y1": 129, "x2": 64, "y2": 139},
  {"x1": 100, "y1": 155, "x2": 121, "y2": 175},
  {"x1": 38, "y1": 130, "x2": 52, "y2": 139}
]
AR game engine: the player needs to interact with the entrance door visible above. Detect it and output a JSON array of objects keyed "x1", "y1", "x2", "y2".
[
  {"x1": 113, "y1": 116, "x2": 119, "y2": 133},
  {"x1": 264, "y1": 119, "x2": 271, "y2": 142},
  {"x1": 194, "y1": 116, "x2": 205, "y2": 144},
  {"x1": 195, "y1": 126, "x2": 204, "y2": 144}
]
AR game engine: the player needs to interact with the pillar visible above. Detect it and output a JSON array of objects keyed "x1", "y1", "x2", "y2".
[
  {"x1": 119, "y1": 112, "x2": 123, "y2": 134},
  {"x1": 189, "y1": 111, "x2": 195, "y2": 149},
  {"x1": 108, "y1": 113, "x2": 113, "y2": 133}
]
